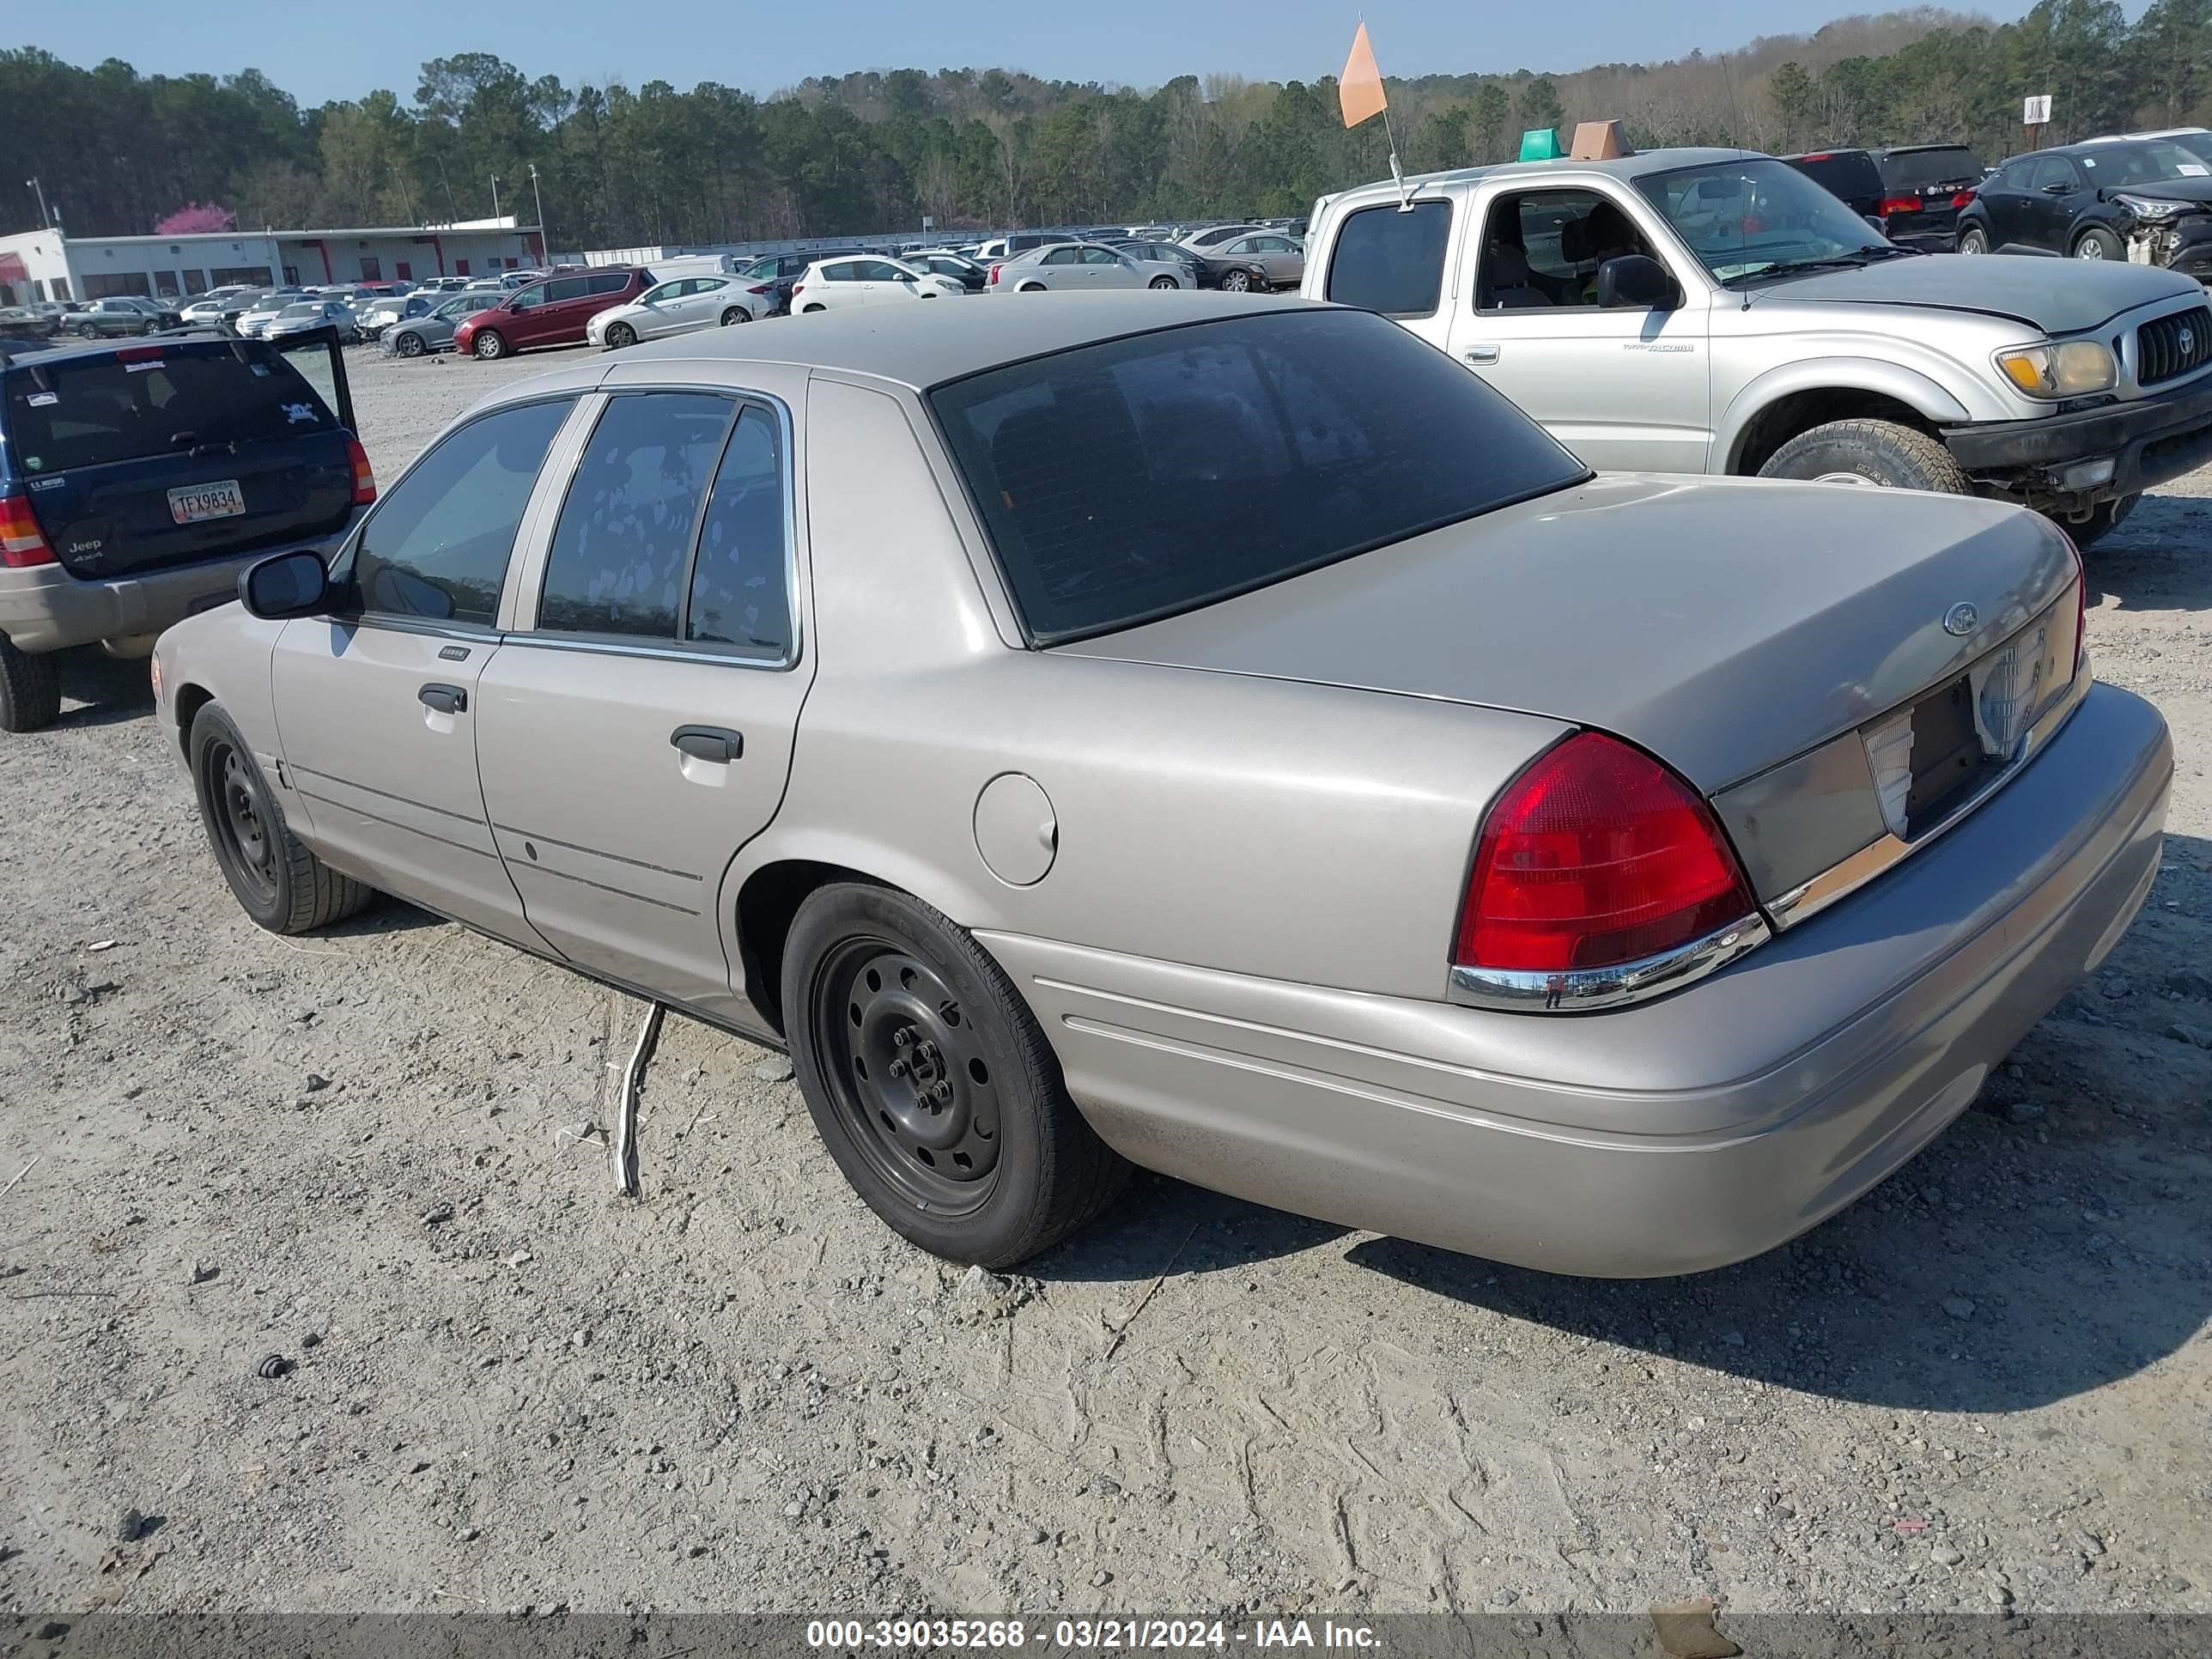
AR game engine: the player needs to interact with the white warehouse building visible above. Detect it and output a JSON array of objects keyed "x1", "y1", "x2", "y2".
[{"x1": 0, "y1": 216, "x2": 545, "y2": 304}]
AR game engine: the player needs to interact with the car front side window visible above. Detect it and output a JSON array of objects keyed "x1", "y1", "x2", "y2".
[{"x1": 341, "y1": 398, "x2": 574, "y2": 628}]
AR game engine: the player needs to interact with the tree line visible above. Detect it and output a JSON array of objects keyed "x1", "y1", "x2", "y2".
[{"x1": 4, "y1": 2, "x2": 2208, "y2": 254}]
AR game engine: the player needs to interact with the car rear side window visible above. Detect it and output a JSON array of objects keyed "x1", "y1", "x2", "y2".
[
  {"x1": 586, "y1": 271, "x2": 632, "y2": 295},
  {"x1": 686, "y1": 404, "x2": 791, "y2": 659},
  {"x1": 1323, "y1": 199, "x2": 1452, "y2": 318},
  {"x1": 929, "y1": 308, "x2": 1587, "y2": 644},
  {"x1": 3, "y1": 345, "x2": 339, "y2": 477},
  {"x1": 538, "y1": 392, "x2": 735, "y2": 641},
  {"x1": 344, "y1": 398, "x2": 573, "y2": 627}
]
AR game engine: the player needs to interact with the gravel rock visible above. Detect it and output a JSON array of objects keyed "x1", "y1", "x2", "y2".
[
  {"x1": 1933, "y1": 1545, "x2": 1965, "y2": 1566},
  {"x1": 2166, "y1": 1020, "x2": 2212, "y2": 1049},
  {"x1": 1941, "y1": 1296, "x2": 1977, "y2": 1322},
  {"x1": 751, "y1": 1056, "x2": 796, "y2": 1084},
  {"x1": 1489, "y1": 1589, "x2": 1519, "y2": 1607}
]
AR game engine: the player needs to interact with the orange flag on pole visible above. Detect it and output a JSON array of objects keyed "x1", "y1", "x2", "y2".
[{"x1": 1339, "y1": 22, "x2": 1388, "y2": 129}]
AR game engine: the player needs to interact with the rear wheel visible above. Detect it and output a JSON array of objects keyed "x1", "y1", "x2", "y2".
[
  {"x1": 1017, "y1": 283, "x2": 1047, "y2": 293},
  {"x1": 604, "y1": 320, "x2": 637, "y2": 349},
  {"x1": 189, "y1": 703, "x2": 374, "y2": 934},
  {"x1": 1757, "y1": 418, "x2": 1972, "y2": 494},
  {"x1": 1148, "y1": 276, "x2": 1177, "y2": 290},
  {"x1": 1219, "y1": 270, "x2": 1254, "y2": 293},
  {"x1": 0, "y1": 635, "x2": 62, "y2": 734},
  {"x1": 472, "y1": 329, "x2": 508, "y2": 360},
  {"x1": 800, "y1": 302, "x2": 826, "y2": 313},
  {"x1": 782, "y1": 883, "x2": 1130, "y2": 1267},
  {"x1": 140, "y1": 319, "x2": 158, "y2": 335},
  {"x1": 2074, "y1": 226, "x2": 2122, "y2": 261},
  {"x1": 76, "y1": 322, "x2": 98, "y2": 338},
  {"x1": 1957, "y1": 226, "x2": 1989, "y2": 255},
  {"x1": 393, "y1": 330, "x2": 425, "y2": 357},
  {"x1": 720, "y1": 306, "x2": 750, "y2": 325}
]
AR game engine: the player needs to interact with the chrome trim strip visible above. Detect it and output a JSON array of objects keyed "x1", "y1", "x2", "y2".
[
  {"x1": 1447, "y1": 914, "x2": 1771, "y2": 1013},
  {"x1": 1769, "y1": 659, "x2": 2094, "y2": 931}
]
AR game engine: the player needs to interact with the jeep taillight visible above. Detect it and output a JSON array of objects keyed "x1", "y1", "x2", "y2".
[
  {"x1": 0, "y1": 491, "x2": 57, "y2": 568},
  {"x1": 1456, "y1": 733, "x2": 1757, "y2": 977}
]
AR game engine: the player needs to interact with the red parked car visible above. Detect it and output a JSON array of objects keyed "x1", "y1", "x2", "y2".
[{"x1": 452, "y1": 267, "x2": 657, "y2": 361}]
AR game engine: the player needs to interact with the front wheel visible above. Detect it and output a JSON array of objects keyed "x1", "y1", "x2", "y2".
[
  {"x1": 189, "y1": 704, "x2": 374, "y2": 934},
  {"x1": 782, "y1": 883, "x2": 1131, "y2": 1267},
  {"x1": 1148, "y1": 276, "x2": 1178, "y2": 290},
  {"x1": 720, "y1": 307, "x2": 750, "y2": 325},
  {"x1": 1757, "y1": 417, "x2": 1972, "y2": 494},
  {"x1": 2074, "y1": 226, "x2": 2122, "y2": 261},
  {"x1": 393, "y1": 330, "x2": 425, "y2": 357},
  {"x1": 0, "y1": 634, "x2": 62, "y2": 733},
  {"x1": 604, "y1": 320, "x2": 637, "y2": 349},
  {"x1": 1956, "y1": 226, "x2": 1989, "y2": 255},
  {"x1": 471, "y1": 329, "x2": 508, "y2": 360}
]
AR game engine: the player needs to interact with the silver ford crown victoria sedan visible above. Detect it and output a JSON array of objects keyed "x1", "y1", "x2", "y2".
[{"x1": 152, "y1": 294, "x2": 2172, "y2": 1275}]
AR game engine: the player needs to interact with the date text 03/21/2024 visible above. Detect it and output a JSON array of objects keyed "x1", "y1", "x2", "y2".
[{"x1": 805, "y1": 1619, "x2": 1382, "y2": 1650}]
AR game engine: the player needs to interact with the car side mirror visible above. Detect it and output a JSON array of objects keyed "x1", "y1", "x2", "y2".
[
  {"x1": 240, "y1": 549, "x2": 329, "y2": 620},
  {"x1": 1595, "y1": 254, "x2": 1680, "y2": 311}
]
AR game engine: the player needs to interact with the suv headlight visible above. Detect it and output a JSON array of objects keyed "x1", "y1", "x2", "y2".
[
  {"x1": 1996, "y1": 340, "x2": 2118, "y2": 398},
  {"x1": 2114, "y1": 193, "x2": 2187, "y2": 221}
]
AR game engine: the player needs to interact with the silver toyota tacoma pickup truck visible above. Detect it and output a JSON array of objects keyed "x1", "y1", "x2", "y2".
[{"x1": 1301, "y1": 147, "x2": 2212, "y2": 545}]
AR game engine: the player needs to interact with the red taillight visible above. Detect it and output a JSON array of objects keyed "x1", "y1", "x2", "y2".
[
  {"x1": 747, "y1": 283, "x2": 773, "y2": 295},
  {"x1": 1950, "y1": 189, "x2": 1977, "y2": 210},
  {"x1": 346, "y1": 436, "x2": 377, "y2": 506},
  {"x1": 1880, "y1": 197, "x2": 1922, "y2": 216},
  {"x1": 988, "y1": 264, "x2": 1002, "y2": 285},
  {"x1": 115, "y1": 344, "x2": 164, "y2": 364},
  {"x1": 1456, "y1": 733, "x2": 1756, "y2": 974},
  {"x1": 791, "y1": 284, "x2": 805, "y2": 298},
  {"x1": 0, "y1": 490, "x2": 58, "y2": 568}
]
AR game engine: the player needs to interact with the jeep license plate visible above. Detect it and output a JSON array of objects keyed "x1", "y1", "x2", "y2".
[{"x1": 167, "y1": 480, "x2": 245, "y2": 525}]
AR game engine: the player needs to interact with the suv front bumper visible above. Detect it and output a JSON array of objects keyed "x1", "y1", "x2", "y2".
[{"x1": 1942, "y1": 372, "x2": 2212, "y2": 508}]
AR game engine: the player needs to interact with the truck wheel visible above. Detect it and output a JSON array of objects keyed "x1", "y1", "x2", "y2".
[
  {"x1": 2061, "y1": 494, "x2": 2136, "y2": 551},
  {"x1": 0, "y1": 634, "x2": 63, "y2": 733},
  {"x1": 189, "y1": 703, "x2": 374, "y2": 933},
  {"x1": 1956, "y1": 226, "x2": 1989, "y2": 255},
  {"x1": 782, "y1": 881, "x2": 1131, "y2": 1267},
  {"x1": 2073, "y1": 227, "x2": 2122, "y2": 261},
  {"x1": 1758, "y1": 418, "x2": 1972, "y2": 494}
]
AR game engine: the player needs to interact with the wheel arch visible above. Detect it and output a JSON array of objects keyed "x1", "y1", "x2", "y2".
[
  {"x1": 173, "y1": 680, "x2": 216, "y2": 757},
  {"x1": 1720, "y1": 363, "x2": 1973, "y2": 475}
]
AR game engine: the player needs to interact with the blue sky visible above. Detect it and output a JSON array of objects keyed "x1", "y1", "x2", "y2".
[{"x1": 23, "y1": 0, "x2": 2034, "y2": 106}]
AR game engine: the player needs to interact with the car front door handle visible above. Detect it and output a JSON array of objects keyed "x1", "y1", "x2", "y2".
[
  {"x1": 671, "y1": 725, "x2": 744, "y2": 764},
  {"x1": 1465, "y1": 345, "x2": 1501, "y2": 364},
  {"x1": 417, "y1": 683, "x2": 468, "y2": 714}
]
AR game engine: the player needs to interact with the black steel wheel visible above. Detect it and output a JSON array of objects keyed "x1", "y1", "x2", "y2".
[
  {"x1": 189, "y1": 703, "x2": 373, "y2": 934},
  {"x1": 783, "y1": 883, "x2": 1130, "y2": 1266}
]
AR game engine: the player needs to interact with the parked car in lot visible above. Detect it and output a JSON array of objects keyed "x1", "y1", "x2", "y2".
[
  {"x1": 903, "y1": 252, "x2": 989, "y2": 292},
  {"x1": 358, "y1": 293, "x2": 436, "y2": 341},
  {"x1": 587, "y1": 274, "x2": 764, "y2": 349},
  {"x1": 1, "y1": 330, "x2": 372, "y2": 732},
  {"x1": 1869, "y1": 143, "x2": 1987, "y2": 251},
  {"x1": 1303, "y1": 147, "x2": 2212, "y2": 548},
  {"x1": 235, "y1": 293, "x2": 309, "y2": 338},
  {"x1": 988, "y1": 242, "x2": 1180, "y2": 293},
  {"x1": 793, "y1": 256, "x2": 964, "y2": 312},
  {"x1": 70, "y1": 296, "x2": 181, "y2": 337},
  {"x1": 1779, "y1": 148, "x2": 1887, "y2": 223},
  {"x1": 1182, "y1": 222, "x2": 1270, "y2": 251},
  {"x1": 452, "y1": 268, "x2": 656, "y2": 360},
  {"x1": 384, "y1": 290, "x2": 502, "y2": 357},
  {"x1": 1206, "y1": 232, "x2": 1306, "y2": 290},
  {"x1": 1957, "y1": 138, "x2": 2212, "y2": 279},
  {"x1": 1106, "y1": 240, "x2": 1269, "y2": 293},
  {"x1": 154, "y1": 295, "x2": 2168, "y2": 1276},
  {"x1": 264, "y1": 299, "x2": 360, "y2": 343}
]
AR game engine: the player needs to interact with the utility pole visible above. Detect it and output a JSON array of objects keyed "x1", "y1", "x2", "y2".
[
  {"x1": 490, "y1": 173, "x2": 501, "y2": 219},
  {"x1": 25, "y1": 176, "x2": 51, "y2": 228},
  {"x1": 528, "y1": 161, "x2": 547, "y2": 249}
]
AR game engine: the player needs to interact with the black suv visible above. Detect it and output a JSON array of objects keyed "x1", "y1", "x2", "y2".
[
  {"x1": 1870, "y1": 143, "x2": 1989, "y2": 252},
  {"x1": 0, "y1": 327, "x2": 371, "y2": 732},
  {"x1": 1779, "y1": 149, "x2": 1887, "y2": 223}
]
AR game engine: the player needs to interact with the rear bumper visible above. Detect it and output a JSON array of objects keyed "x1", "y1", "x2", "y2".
[
  {"x1": 982, "y1": 683, "x2": 2171, "y2": 1278},
  {"x1": 0, "y1": 514, "x2": 360, "y2": 654},
  {"x1": 1942, "y1": 372, "x2": 2212, "y2": 503}
]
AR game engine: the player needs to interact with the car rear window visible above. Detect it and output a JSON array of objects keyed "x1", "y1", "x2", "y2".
[
  {"x1": 928, "y1": 309, "x2": 1588, "y2": 645},
  {"x1": 1878, "y1": 146, "x2": 1985, "y2": 190},
  {"x1": 1323, "y1": 199, "x2": 1453, "y2": 318},
  {"x1": 2, "y1": 343, "x2": 337, "y2": 476},
  {"x1": 1785, "y1": 152, "x2": 1882, "y2": 202}
]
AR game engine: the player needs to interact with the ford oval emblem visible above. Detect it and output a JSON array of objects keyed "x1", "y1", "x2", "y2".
[{"x1": 1943, "y1": 602, "x2": 1979, "y2": 637}]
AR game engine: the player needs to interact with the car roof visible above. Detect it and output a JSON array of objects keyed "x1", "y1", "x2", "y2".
[
  {"x1": 547, "y1": 290, "x2": 1325, "y2": 392},
  {"x1": 1322, "y1": 147, "x2": 1763, "y2": 210}
]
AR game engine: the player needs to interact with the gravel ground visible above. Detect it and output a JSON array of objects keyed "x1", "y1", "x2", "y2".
[{"x1": 2, "y1": 339, "x2": 2209, "y2": 1626}]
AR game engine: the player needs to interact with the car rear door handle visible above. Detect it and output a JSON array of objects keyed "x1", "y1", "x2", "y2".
[
  {"x1": 671, "y1": 725, "x2": 743, "y2": 764},
  {"x1": 1464, "y1": 345, "x2": 1501, "y2": 364},
  {"x1": 417, "y1": 683, "x2": 468, "y2": 714}
]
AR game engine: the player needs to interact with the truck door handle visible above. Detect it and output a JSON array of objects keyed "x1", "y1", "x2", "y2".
[
  {"x1": 671, "y1": 725, "x2": 744, "y2": 764},
  {"x1": 417, "y1": 683, "x2": 468, "y2": 714},
  {"x1": 1464, "y1": 345, "x2": 1500, "y2": 364}
]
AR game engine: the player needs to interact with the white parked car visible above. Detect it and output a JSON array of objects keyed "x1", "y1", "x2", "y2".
[
  {"x1": 790, "y1": 256, "x2": 963, "y2": 313},
  {"x1": 586, "y1": 273, "x2": 761, "y2": 349},
  {"x1": 262, "y1": 298, "x2": 360, "y2": 343},
  {"x1": 987, "y1": 241, "x2": 1178, "y2": 293}
]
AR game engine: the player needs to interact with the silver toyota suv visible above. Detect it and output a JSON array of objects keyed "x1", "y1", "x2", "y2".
[{"x1": 1301, "y1": 148, "x2": 2212, "y2": 546}]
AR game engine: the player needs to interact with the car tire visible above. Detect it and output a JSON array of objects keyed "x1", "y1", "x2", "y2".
[
  {"x1": 472, "y1": 329, "x2": 508, "y2": 360},
  {"x1": 1148, "y1": 276, "x2": 1178, "y2": 289},
  {"x1": 189, "y1": 703, "x2": 374, "y2": 935},
  {"x1": 1220, "y1": 270, "x2": 1254, "y2": 293},
  {"x1": 76, "y1": 322, "x2": 98, "y2": 338},
  {"x1": 720, "y1": 307, "x2": 750, "y2": 325},
  {"x1": 1757, "y1": 418, "x2": 1972, "y2": 494},
  {"x1": 0, "y1": 634, "x2": 63, "y2": 734},
  {"x1": 604, "y1": 321, "x2": 637, "y2": 350},
  {"x1": 1957, "y1": 226, "x2": 1989, "y2": 255},
  {"x1": 800, "y1": 303, "x2": 826, "y2": 313},
  {"x1": 2073, "y1": 226, "x2": 2122, "y2": 261},
  {"x1": 140, "y1": 319, "x2": 158, "y2": 335},
  {"x1": 782, "y1": 881, "x2": 1131, "y2": 1267},
  {"x1": 2061, "y1": 493, "x2": 2137, "y2": 551},
  {"x1": 394, "y1": 331, "x2": 425, "y2": 357},
  {"x1": 1017, "y1": 283, "x2": 1047, "y2": 293}
]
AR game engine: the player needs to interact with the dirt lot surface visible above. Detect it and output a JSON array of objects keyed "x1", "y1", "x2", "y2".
[{"x1": 3, "y1": 339, "x2": 2209, "y2": 1627}]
